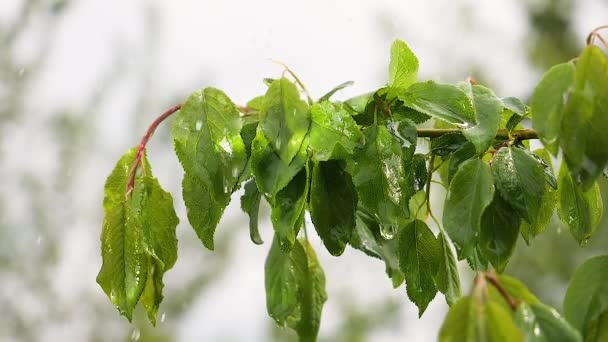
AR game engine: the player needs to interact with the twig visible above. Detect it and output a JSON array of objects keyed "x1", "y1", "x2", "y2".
[
  {"x1": 271, "y1": 60, "x2": 314, "y2": 105},
  {"x1": 586, "y1": 25, "x2": 608, "y2": 47},
  {"x1": 417, "y1": 128, "x2": 538, "y2": 140},
  {"x1": 485, "y1": 273, "x2": 519, "y2": 311}
]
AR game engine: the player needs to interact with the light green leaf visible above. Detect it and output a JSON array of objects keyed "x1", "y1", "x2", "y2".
[
  {"x1": 343, "y1": 92, "x2": 372, "y2": 114},
  {"x1": 480, "y1": 194, "x2": 521, "y2": 273},
  {"x1": 310, "y1": 160, "x2": 357, "y2": 256},
  {"x1": 492, "y1": 147, "x2": 545, "y2": 223},
  {"x1": 439, "y1": 296, "x2": 523, "y2": 342},
  {"x1": 389, "y1": 39, "x2": 419, "y2": 90},
  {"x1": 490, "y1": 275, "x2": 540, "y2": 307},
  {"x1": 462, "y1": 84, "x2": 503, "y2": 154},
  {"x1": 530, "y1": 62, "x2": 575, "y2": 155},
  {"x1": 172, "y1": 88, "x2": 247, "y2": 249},
  {"x1": 435, "y1": 232, "x2": 461, "y2": 306},
  {"x1": 97, "y1": 148, "x2": 178, "y2": 324},
  {"x1": 271, "y1": 167, "x2": 309, "y2": 251},
  {"x1": 399, "y1": 81, "x2": 476, "y2": 127},
  {"x1": 348, "y1": 124, "x2": 410, "y2": 239},
  {"x1": 443, "y1": 159, "x2": 495, "y2": 258},
  {"x1": 521, "y1": 149, "x2": 557, "y2": 243},
  {"x1": 319, "y1": 80, "x2": 354, "y2": 102},
  {"x1": 241, "y1": 179, "x2": 263, "y2": 245},
  {"x1": 564, "y1": 255, "x2": 608, "y2": 338},
  {"x1": 308, "y1": 101, "x2": 365, "y2": 161},
  {"x1": 502, "y1": 96, "x2": 529, "y2": 117},
  {"x1": 561, "y1": 46, "x2": 608, "y2": 188},
  {"x1": 398, "y1": 220, "x2": 440, "y2": 316},
  {"x1": 556, "y1": 163, "x2": 603, "y2": 246},
  {"x1": 515, "y1": 303, "x2": 582, "y2": 342},
  {"x1": 260, "y1": 77, "x2": 310, "y2": 163}
]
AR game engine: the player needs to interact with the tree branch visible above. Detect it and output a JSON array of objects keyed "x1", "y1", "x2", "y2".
[{"x1": 416, "y1": 128, "x2": 538, "y2": 140}]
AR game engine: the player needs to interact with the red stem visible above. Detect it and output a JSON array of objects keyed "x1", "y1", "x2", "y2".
[
  {"x1": 126, "y1": 103, "x2": 182, "y2": 194},
  {"x1": 485, "y1": 273, "x2": 519, "y2": 311}
]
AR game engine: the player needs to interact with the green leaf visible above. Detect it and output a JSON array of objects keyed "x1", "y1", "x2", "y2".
[
  {"x1": 502, "y1": 96, "x2": 529, "y2": 117},
  {"x1": 462, "y1": 84, "x2": 503, "y2": 154},
  {"x1": 241, "y1": 179, "x2": 264, "y2": 245},
  {"x1": 561, "y1": 46, "x2": 608, "y2": 188},
  {"x1": 271, "y1": 167, "x2": 309, "y2": 251},
  {"x1": 386, "y1": 118, "x2": 418, "y2": 152},
  {"x1": 447, "y1": 141, "x2": 477, "y2": 183},
  {"x1": 348, "y1": 124, "x2": 410, "y2": 239},
  {"x1": 521, "y1": 149, "x2": 557, "y2": 243},
  {"x1": 264, "y1": 237, "x2": 327, "y2": 342},
  {"x1": 431, "y1": 133, "x2": 468, "y2": 157},
  {"x1": 97, "y1": 148, "x2": 179, "y2": 324},
  {"x1": 556, "y1": 163, "x2": 603, "y2": 246},
  {"x1": 351, "y1": 209, "x2": 404, "y2": 288},
  {"x1": 564, "y1": 255, "x2": 608, "y2": 338},
  {"x1": 399, "y1": 81, "x2": 475, "y2": 127},
  {"x1": 586, "y1": 311, "x2": 608, "y2": 342},
  {"x1": 309, "y1": 160, "x2": 357, "y2": 256},
  {"x1": 308, "y1": 101, "x2": 365, "y2": 161},
  {"x1": 439, "y1": 296, "x2": 523, "y2": 342},
  {"x1": 343, "y1": 92, "x2": 372, "y2": 114},
  {"x1": 398, "y1": 220, "x2": 440, "y2": 316},
  {"x1": 319, "y1": 80, "x2": 354, "y2": 102},
  {"x1": 530, "y1": 62, "x2": 575, "y2": 155},
  {"x1": 492, "y1": 275, "x2": 540, "y2": 306},
  {"x1": 260, "y1": 77, "x2": 311, "y2": 163},
  {"x1": 435, "y1": 232, "x2": 462, "y2": 306},
  {"x1": 410, "y1": 154, "x2": 428, "y2": 192},
  {"x1": 515, "y1": 303, "x2": 582, "y2": 342},
  {"x1": 492, "y1": 147, "x2": 546, "y2": 223},
  {"x1": 251, "y1": 129, "x2": 307, "y2": 197},
  {"x1": 480, "y1": 193, "x2": 521, "y2": 273},
  {"x1": 388, "y1": 39, "x2": 419, "y2": 90},
  {"x1": 172, "y1": 88, "x2": 247, "y2": 249},
  {"x1": 443, "y1": 158, "x2": 495, "y2": 258}
]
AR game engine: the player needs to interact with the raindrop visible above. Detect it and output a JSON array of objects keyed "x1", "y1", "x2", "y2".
[
  {"x1": 195, "y1": 121, "x2": 203, "y2": 131},
  {"x1": 130, "y1": 329, "x2": 141, "y2": 341},
  {"x1": 160, "y1": 312, "x2": 166, "y2": 323},
  {"x1": 18, "y1": 68, "x2": 25, "y2": 77},
  {"x1": 36, "y1": 235, "x2": 42, "y2": 245}
]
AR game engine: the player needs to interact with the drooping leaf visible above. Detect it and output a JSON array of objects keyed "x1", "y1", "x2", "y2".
[
  {"x1": 443, "y1": 158, "x2": 495, "y2": 258},
  {"x1": 308, "y1": 101, "x2": 365, "y2": 161},
  {"x1": 459, "y1": 84, "x2": 503, "y2": 154},
  {"x1": 480, "y1": 193, "x2": 521, "y2": 273},
  {"x1": 556, "y1": 163, "x2": 603, "y2": 246},
  {"x1": 388, "y1": 39, "x2": 419, "y2": 90},
  {"x1": 97, "y1": 148, "x2": 178, "y2": 324},
  {"x1": 398, "y1": 220, "x2": 440, "y2": 316},
  {"x1": 492, "y1": 146, "x2": 545, "y2": 223},
  {"x1": 564, "y1": 255, "x2": 608, "y2": 338},
  {"x1": 502, "y1": 96, "x2": 529, "y2": 117},
  {"x1": 431, "y1": 133, "x2": 468, "y2": 157},
  {"x1": 530, "y1": 62, "x2": 575, "y2": 155},
  {"x1": 515, "y1": 303, "x2": 582, "y2": 342},
  {"x1": 319, "y1": 80, "x2": 354, "y2": 102},
  {"x1": 410, "y1": 154, "x2": 428, "y2": 192},
  {"x1": 264, "y1": 237, "x2": 327, "y2": 342},
  {"x1": 447, "y1": 141, "x2": 477, "y2": 183},
  {"x1": 560, "y1": 46, "x2": 608, "y2": 188},
  {"x1": 348, "y1": 124, "x2": 411, "y2": 239},
  {"x1": 251, "y1": 129, "x2": 307, "y2": 197},
  {"x1": 271, "y1": 167, "x2": 309, "y2": 251},
  {"x1": 259, "y1": 77, "x2": 310, "y2": 163},
  {"x1": 521, "y1": 149, "x2": 557, "y2": 243},
  {"x1": 309, "y1": 160, "x2": 357, "y2": 256},
  {"x1": 435, "y1": 232, "x2": 461, "y2": 306},
  {"x1": 465, "y1": 247, "x2": 490, "y2": 272},
  {"x1": 241, "y1": 179, "x2": 264, "y2": 245},
  {"x1": 399, "y1": 81, "x2": 476, "y2": 127},
  {"x1": 172, "y1": 88, "x2": 247, "y2": 249},
  {"x1": 439, "y1": 296, "x2": 523, "y2": 342}
]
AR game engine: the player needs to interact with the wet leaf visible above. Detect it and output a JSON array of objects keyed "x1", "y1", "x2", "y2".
[
  {"x1": 521, "y1": 149, "x2": 557, "y2": 243},
  {"x1": 270, "y1": 167, "x2": 309, "y2": 251},
  {"x1": 389, "y1": 39, "x2": 419, "y2": 90},
  {"x1": 309, "y1": 101, "x2": 364, "y2": 161},
  {"x1": 435, "y1": 232, "x2": 461, "y2": 306},
  {"x1": 515, "y1": 303, "x2": 582, "y2": 342},
  {"x1": 462, "y1": 84, "x2": 503, "y2": 154},
  {"x1": 480, "y1": 194, "x2": 521, "y2": 273},
  {"x1": 241, "y1": 179, "x2": 264, "y2": 245}
]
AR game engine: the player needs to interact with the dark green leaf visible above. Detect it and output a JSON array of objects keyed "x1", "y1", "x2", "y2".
[
  {"x1": 586, "y1": 311, "x2": 608, "y2": 342},
  {"x1": 348, "y1": 124, "x2": 410, "y2": 239},
  {"x1": 241, "y1": 180, "x2": 263, "y2": 245},
  {"x1": 309, "y1": 101, "x2": 365, "y2": 161},
  {"x1": 431, "y1": 133, "x2": 468, "y2": 156},
  {"x1": 447, "y1": 142, "x2": 477, "y2": 183},
  {"x1": 443, "y1": 158, "x2": 495, "y2": 258},
  {"x1": 435, "y1": 232, "x2": 461, "y2": 306},
  {"x1": 398, "y1": 220, "x2": 440, "y2": 316},
  {"x1": 564, "y1": 255, "x2": 608, "y2": 338},
  {"x1": 530, "y1": 62, "x2": 575, "y2": 155},
  {"x1": 172, "y1": 88, "x2": 247, "y2": 249},
  {"x1": 97, "y1": 148, "x2": 179, "y2": 324},
  {"x1": 399, "y1": 81, "x2": 475, "y2": 127},
  {"x1": 465, "y1": 247, "x2": 489, "y2": 272},
  {"x1": 271, "y1": 167, "x2": 309, "y2": 251},
  {"x1": 310, "y1": 160, "x2": 357, "y2": 256},
  {"x1": 297, "y1": 240, "x2": 328, "y2": 341},
  {"x1": 515, "y1": 303, "x2": 582, "y2": 342},
  {"x1": 556, "y1": 163, "x2": 603, "y2": 246},
  {"x1": 319, "y1": 80, "x2": 354, "y2": 102},
  {"x1": 521, "y1": 149, "x2": 557, "y2": 243},
  {"x1": 439, "y1": 296, "x2": 523, "y2": 342},
  {"x1": 388, "y1": 39, "x2": 419, "y2": 90},
  {"x1": 492, "y1": 147, "x2": 545, "y2": 223},
  {"x1": 560, "y1": 46, "x2": 608, "y2": 188},
  {"x1": 480, "y1": 194, "x2": 521, "y2": 273},
  {"x1": 391, "y1": 102, "x2": 432, "y2": 124},
  {"x1": 259, "y1": 77, "x2": 310, "y2": 163},
  {"x1": 462, "y1": 84, "x2": 503, "y2": 154}
]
